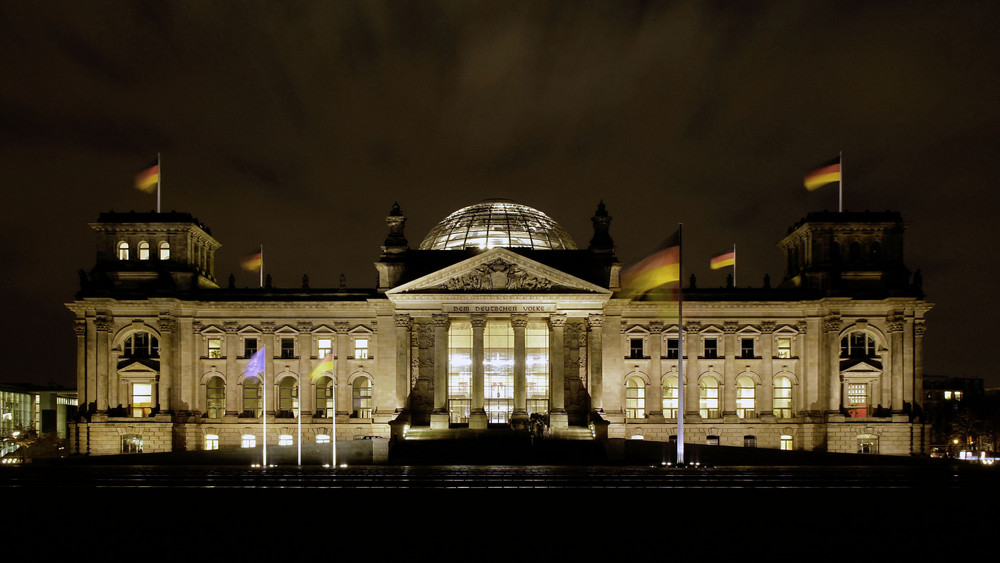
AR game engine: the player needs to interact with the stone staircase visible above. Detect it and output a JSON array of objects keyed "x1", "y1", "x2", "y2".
[{"x1": 391, "y1": 426, "x2": 606, "y2": 465}]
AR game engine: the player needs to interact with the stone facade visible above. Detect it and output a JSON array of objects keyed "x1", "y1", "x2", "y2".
[{"x1": 67, "y1": 203, "x2": 931, "y2": 458}]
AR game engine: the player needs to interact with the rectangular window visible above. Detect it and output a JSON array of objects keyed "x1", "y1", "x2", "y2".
[
  {"x1": 740, "y1": 338, "x2": 755, "y2": 359},
  {"x1": 241, "y1": 434, "x2": 256, "y2": 448},
  {"x1": 629, "y1": 338, "x2": 644, "y2": 359},
  {"x1": 780, "y1": 435, "x2": 793, "y2": 450},
  {"x1": 317, "y1": 337, "x2": 333, "y2": 358},
  {"x1": 744, "y1": 435, "x2": 757, "y2": 448},
  {"x1": 280, "y1": 337, "x2": 295, "y2": 359},
  {"x1": 354, "y1": 338, "x2": 369, "y2": 359},
  {"x1": 132, "y1": 383, "x2": 153, "y2": 417},
  {"x1": 208, "y1": 337, "x2": 222, "y2": 359},
  {"x1": 847, "y1": 383, "x2": 868, "y2": 417},
  {"x1": 777, "y1": 337, "x2": 792, "y2": 359},
  {"x1": 204, "y1": 434, "x2": 219, "y2": 450},
  {"x1": 666, "y1": 338, "x2": 679, "y2": 359},
  {"x1": 121, "y1": 434, "x2": 143, "y2": 454},
  {"x1": 244, "y1": 337, "x2": 258, "y2": 358},
  {"x1": 704, "y1": 338, "x2": 718, "y2": 359}
]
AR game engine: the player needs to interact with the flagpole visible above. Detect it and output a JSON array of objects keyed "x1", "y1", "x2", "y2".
[
  {"x1": 839, "y1": 150, "x2": 843, "y2": 213},
  {"x1": 297, "y1": 371, "x2": 302, "y2": 466},
  {"x1": 331, "y1": 377, "x2": 338, "y2": 468},
  {"x1": 676, "y1": 223, "x2": 684, "y2": 465},
  {"x1": 262, "y1": 346, "x2": 268, "y2": 467},
  {"x1": 156, "y1": 152, "x2": 161, "y2": 213},
  {"x1": 259, "y1": 245, "x2": 264, "y2": 289}
]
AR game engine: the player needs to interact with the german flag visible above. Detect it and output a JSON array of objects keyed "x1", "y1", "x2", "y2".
[
  {"x1": 621, "y1": 230, "x2": 680, "y2": 296},
  {"x1": 309, "y1": 353, "x2": 335, "y2": 380},
  {"x1": 134, "y1": 160, "x2": 159, "y2": 193},
  {"x1": 241, "y1": 251, "x2": 262, "y2": 271},
  {"x1": 804, "y1": 157, "x2": 841, "y2": 191},
  {"x1": 710, "y1": 248, "x2": 735, "y2": 270}
]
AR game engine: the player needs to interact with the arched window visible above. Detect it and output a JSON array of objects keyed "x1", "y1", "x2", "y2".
[
  {"x1": 700, "y1": 376, "x2": 720, "y2": 418},
  {"x1": 840, "y1": 332, "x2": 878, "y2": 359},
  {"x1": 773, "y1": 376, "x2": 792, "y2": 418},
  {"x1": 159, "y1": 241, "x2": 170, "y2": 260},
  {"x1": 736, "y1": 376, "x2": 755, "y2": 418},
  {"x1": 123, "y1": 332, "x2": 159, "y2": 358},
  {"x1": 278, "y1": 377, "x2": 298, "y2": 418},
  {"x1": 117, "y1": 241, "x2": 130, "y2": 260},
  {"x1": 625, "y1": 376, "x2": 645, "y2": 419},
  {"x1": 138, "y1": 241, "x2": 150, "y2": 260},
  {"x1": 352, "y1": 376, "x2": 373, "y2": 418},
  {"x1": 662, "y1": 375, "x2": 678, "y2": 418},
  {"x1": 242, "y1": 379, "x2": 261, "y2": 417},
  {"x1": 315, "y1": 376, "x2": 333, "y2": 418},
  {"x1": 206, "y1": 376, "x2": 225, "y2": 418}
]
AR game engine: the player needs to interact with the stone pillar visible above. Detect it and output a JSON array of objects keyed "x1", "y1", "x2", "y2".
[
  {"x1": 95, "y1": 315, "x2": 112, "y2": 412},
  {"x1": 511, "y1": 314, "x2": 528, "y2": 428},
  {"x1": 824, "y1": 315, "x2": 842, "y2": 413},
  {"x1": 86, "y1": 317, "x2": 98, "y2": 413},
  {"x1": 723, "y1": 321, "x2": 738, "y2": 418},
  {"x1": 470, "y1": 314, "x2": 488, "y2": 430},
  {"x1": 297, "y1": 322, "x2": 313, "y2": 419},
  {"x1": 178, "y1": 317, "x2": 195, "y2": 413},
  {"x1": 261, "y1": 322, "x2": 275, "y2": 417},
  {"x1": 914, "y1": 320, "x2": 926, "y2": 413},
  {"x1": 684, "y1": 321, "x2": 701, "y2": 418},
  {"x1": 430, "y1": 314, "x2": 450, "y2": 429},
  {"x1": 157, "y1": 315, "x2": 175, "y2": 413},
  {"x1": 646, "y1": 321, "x2": 664, "y2": 420},
  {"x1": 334, "y1": 322, "x2": 350, "y2": 416},
  {"x1": 224, "y1": 321, "x2": 239, "y2": 415},
  {"x1": 394, "y1": 314, "x2": 411, "y2": 412},
  {"x1": 888, "y1": 314, "x2": 905, "y2": 413},
  {"x1": 587, "y1": 314, "x2": 604, "y2": 412},
  {"x1": 74, "y1": 319, "x2": 86, "y2": 412},
  {"x1": 759, "y1": 321, "x2": 776, "y2": 419},
  {"x1": 549, "y1": 314, "x2": 568, "y2": 430}
]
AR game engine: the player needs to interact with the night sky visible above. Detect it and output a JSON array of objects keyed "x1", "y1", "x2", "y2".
[{"x1": 2, "y1": 2, "x2": 999, "y2": 388}]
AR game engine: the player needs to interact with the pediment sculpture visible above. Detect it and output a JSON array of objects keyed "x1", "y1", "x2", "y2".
[{"x1": 439, "y1": 258, "x2": 555, "y2": 291}]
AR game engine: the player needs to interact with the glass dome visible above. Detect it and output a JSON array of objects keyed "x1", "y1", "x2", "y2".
[{"x1": 419, "y1": 200, "x2": 577, "y2": 251}]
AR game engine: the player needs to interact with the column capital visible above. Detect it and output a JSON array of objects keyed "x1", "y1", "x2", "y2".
[
  {"x1": 297, "y1": 321, "x2": 313, "y2": 333},
  {"x1": 432, "y1": 313, "x2": 450, "y2": 328},
  {"x1": 224, "y1": 321, "x2": 239, "y2": 334},
  {"x1": 886, "y1": 314, "x2": 905, "y2": 333},
  {"x1": 759, "y1": 320, "x2": 776, "y2": 334},
  {"x1": 648, "y1": 320, "x2": 664, "y2": 333},
  {"x1": 549, "y1": 313, "x2": 567, "y2": 328},
  {"x1": 94, "y1": 315, "x2": 113, "y2": 333},
  {"x1": 334, "y1": 321, "x2": 349, "y2": 334},
  {"x1": 914, "y1": 319, "x2": 927, "y2": 336},
  {"x1": 511, "y1": 314, "x2": 528, "y2": 329},
  {"x1": 587, "y1": 313, "x2": 604, "y2": 329},
  {"x1": 261, "y1": 321, "x2": 275, "y2": 334},
  {"x1": 723, "y1": 321, "x2": 738, "y2": 334},
  {"x1": 683, "y1": 321, "x2": 701, "y2": 333},
  {"x1": 394, "y1": 313, "x2": 412, "y2": 329},
  {"x1": 823, "y1": 315, "x2": 841, "y2": 333},
  {"x1": 157, "y1": 316, "x2": 176, "y2": 334},
  {"x1": 470, "y1": 313, "x2": 488, "y2": 329},
  {"x1": 74, "y1": 319, "x2": 87, "y2": 336}
]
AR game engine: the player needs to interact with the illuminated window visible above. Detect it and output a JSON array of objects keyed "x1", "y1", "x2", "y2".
[
  {"x1": 242, "y1": 379, "x2": 261, "y2": 417},
  {"x1": 773, "y1": 376, "x2": 792, "y2": 418},
  {"x1": 117, "y1": 241, "x2": 130, "y2": 260},
  {"x1": 857, "y1": 434, "x2": 878, "y2": 454},
  {"x1": 847, "y1": 383, "x2": 868, "y2": 417},
  {"x1": 206, "y1": 376, "x2": 225, "y2": 418},
  {"x1": 205, "y1": 434, "x2": 219, "y2": 450},
  {"x1": 352, "y1": 377, "x2": 372, "y2": 418},
  {"x1": 629, "y1": 338, "x2": 644, "y2": 359},
  {"x1": 121, "y1": 434, "x2": 142, "y2": 454},
  {"x1": 954, "y1": 391, "x2": 963, "y2": 400},
  {"x1": 704, "y1": 338, "x2": 718, "y2": 359},
  {"x1": 123, "y1": 331, "x2": 159, "y2": 358},
  {"x1": 736, "y1": 375, "x2": 755, "y2": 418},
  {"x1": 315, "y1": 376, "x2": 333, "y2": 418},
  {"x1": 700, "y1": 376, "x2": 720, "y2": 418},
  {"x1": 448, "y1": 321, "x2": 473, "y2": 424},
  {"x1": 944, "y1": 391, "x2": 952, "y2": 400},
  {"x1": 317, "y1": 337, "x2": 333, "y2": 358},
  {"x1": 244, "y1": 337, "x2": 258, "y2": 357},
  {"x1": 780, "y1": 435, "x2": 793, "y2": 450},
  {"x1": 280, "y1": 337, "x2": 295, "y2": 359},
  {"x1": 625, "y1": 376, "x2": 645, "y2": 418},
  {"x1": 241, "y1": 434, "x2": 256, "y2": 448},
  {"x1": 159, "y1": 241, "x2": 170, "y2": 260},
  {"x1": 484, "y1": 321, "x2": 514, "y2": 424},
  {"x1": 131, "y1": 383, "x2": 153, "y2": 417},
  {"x1": 137, "y1": 241, "x2": 150, "y2": 260},
  {"x1": 740, "y1": 338, "x2": 754, "y2": 359},
  {"x1": 316, "y1": 434, "x2": 331, "y2": 444},
  {"x1": 208, "y1": 337, "x2": 222, "y2": 359},
  {"x1": 841, "y1": 332, "x2": 877, "y2": 359},
  {"x1": 278, "y1": 434, "x2": 293, "y2": 446},
  {"x1": 354, "y1": 338, "x2": 369, "y2": 359},
  {"x1": 278, "y1": 377, "x2": 298, "y2": 418},
  {"x1": 777, "y1": 337, "x2": 792, "y2": 359},
  {"x1": 662, "y1": 375, "x2": 678, "y2": 418},
  {"x1": 525, "y1": 321, "x2": 549, "y2": 415}
]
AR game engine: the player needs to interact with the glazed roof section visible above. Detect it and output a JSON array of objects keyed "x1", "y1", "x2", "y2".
[{"x1": 419, "y1": 200, "x2": 577, "y2": 251}]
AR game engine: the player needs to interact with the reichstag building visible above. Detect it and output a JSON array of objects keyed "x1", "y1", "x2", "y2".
[{"x1": 67, "y1": 200, "x2": 931, "y2": 456}]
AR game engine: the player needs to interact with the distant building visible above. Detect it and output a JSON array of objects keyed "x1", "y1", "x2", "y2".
[
  {"x1": 67, "y1": 202, "x2": 932, "y2": 457},
  {"x1": 1, "y1": 383, "x2": 78, "y2": 458}
]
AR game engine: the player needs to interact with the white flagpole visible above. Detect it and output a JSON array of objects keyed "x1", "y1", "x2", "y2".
[
  {"x1": 839, "y1": 151, "x2": 843, "y2": 213},
  {"x1": 676, "y1": 223, "x2": 684, "y2": 465},
  {"x1": 156, "y1": 152, "x2": 161, "y2": 213},
  {"x1": 331, "y1": 377, "x2": 337, "y2": 468},
  {"x1": 259, "y1": 245, "x2": 264, "y2": 289},
  {"x1": 297, "y1": 371, "x2": 302, "y2": 466},
  {"x1": 262, "y1": 346, "x2": 268, "y2": 467}
]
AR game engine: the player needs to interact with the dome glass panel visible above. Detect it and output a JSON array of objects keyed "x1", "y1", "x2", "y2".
[{"x1": 419, "y1": 200, "x2": 577, "y2": 250}]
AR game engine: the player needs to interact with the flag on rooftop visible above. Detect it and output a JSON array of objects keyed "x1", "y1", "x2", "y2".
[
  {"x1": 241, "y1": 251, "x2": 262, "y2": 271},
  {"x1": 134, "y1": 160, "x2": 159, "y2": 193},
  {"x1": 621, "y1": 230, "x2": 681, "y2": 296},
  {"x1": 710, "y1": 248, "x2": 735, "y2": 270},
  {"x1": 804, "y1": 156, "x2": 842, "y2": 191}
]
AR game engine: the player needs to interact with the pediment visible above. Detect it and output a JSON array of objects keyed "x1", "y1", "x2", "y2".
[
  {"x1": 841, "y1": 358, "x2": 882, "y2": 373},
  {"x1": 117, "y1": 358, "x2": 159, "y2": 374},
  {"x1": 387, "y1": 248, "x2": 610, "y2": 295}
]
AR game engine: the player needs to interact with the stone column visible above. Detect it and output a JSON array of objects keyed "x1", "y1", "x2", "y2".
[
  {"x1": 297, "y1": 322, "x2": 313, "y2": 419},
  {"x1": 888, "y1": 314, "x2": 905, "y2": 413},
  {"x1": 95, "y1": 315, "x2": 112, "y2": 413},
  {"x1": 914, "y1": 320, "x2": 926, "y2": 413},
  {"x1": 723, "y1": 321, "x2": 738, "y2": 418},
  {"x1": 86, "y1": 317, "x2": 98, "y2": 413},
  {"x1": 334, "y1": 322, "x2": 350, "y2": 416},
  {"x1": 157, "y1": 315, "x2": 175, "y2": 413},
  {"x1": 394, "y1": 314, "x2": 411, "y2": 412},
  {"x1": 549, "y1": 314, "x2": 568, "y2": 430},
  {"x1": 685, "y1": 321, "x2": 701, "y2": 418},
  {"x1": 74, "y1": 319, "x2": 86, "y2": 412},
  {"x1": 511, "y1": 314, "x2": 529, "y2": 428},
  {"x1": 470, "y1": 314, "x2": 488, "y2": 430},
  {"x1": 261, "y1": 322, "x2": 275, "y2": 417},
  {"x1": 587, "y1": 314, "x2": 604, "y2": 412},
  {"x1": 224, "y1": 321, "x2": 239, "y2": 415},
  {"x1": 760, "y1": 321, "x2": 775, "y2": 419},
  {"x1": 430, "y1": 314, "x2": 450, "y2": 429},
  {"x1": 824, "y1": 315, "x2": 842, "y2": 413},
  {"x1": 646, "y1": 321, "x2": 664, "y2": 420}
]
